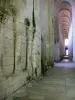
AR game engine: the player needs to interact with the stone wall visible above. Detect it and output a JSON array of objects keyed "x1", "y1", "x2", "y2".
[
  {"x1": 0, "y1": 0, "x2": 55, "y2": 99},
  {"x1": 0, "y1": 0, "x2": 41, "y2": 99}
]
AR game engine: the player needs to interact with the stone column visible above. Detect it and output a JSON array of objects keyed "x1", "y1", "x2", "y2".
[
  {"x1": 26, "y1": 0, "x2": 33, "y2": 77},
  {"x1": 54, "y1": 41, "x2": 60, "y2": 62},
  {"x1": 39, "y1": 0, "x2": 48, "y2": 74},
  {"x1": 32, "y1": 0, "x2": 41, "y2": 78},
  {"x1": 45, "y1": 0, "x2": 54, "y2": 67},
  {"x1": 68, "y1": 23, "x2": 73, "y2": 58}
]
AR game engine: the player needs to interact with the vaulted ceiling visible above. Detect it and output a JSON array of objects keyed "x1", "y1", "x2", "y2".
[{"x1": 58, "y1": 1, "x2": 72, "y2": 39}]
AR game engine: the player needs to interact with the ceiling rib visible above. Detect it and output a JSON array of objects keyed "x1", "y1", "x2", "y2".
[{"x1": 58, "y1": 2, "x2": 72, "y2": 39}]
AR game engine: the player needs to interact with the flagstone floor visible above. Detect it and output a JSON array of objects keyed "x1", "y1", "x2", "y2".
[{"x1": 7, "y1": 59, "x2": 75, "y2": 100}]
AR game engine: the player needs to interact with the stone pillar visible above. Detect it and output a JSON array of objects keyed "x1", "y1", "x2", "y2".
[
  {"x1": 45, "y1": 0, "x2": 54, "y2": 67},
  {"x1": 39, "y1": 0, "x2": 48, "y2": 74},
  {"x1": 54, "y1": 41, "x2": 60, "y2": 62},
  {"x1": 25, "y1": 0, "x2": 33, "y2": 77},
  {"x1": 68, "y1": 23, "x2": 73, "y2": 58},
  {"x1": 59, "y1": 34, "x2": 65, "y2": 58},
  {"x1": 32, "y1": 0, "x2": 41, "y2": 78}
]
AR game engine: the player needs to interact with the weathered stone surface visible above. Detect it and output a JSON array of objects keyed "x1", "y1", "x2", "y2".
[{"x1": 6, "y1": 63, "x2": 75, "y2": 100}]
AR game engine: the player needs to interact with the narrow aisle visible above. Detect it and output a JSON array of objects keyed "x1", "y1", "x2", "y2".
[
  {"x1": 7, "y1": 66, "x2": 75, "y2": 100},
  {"x1": 54, "y1": 57, "x2": 75, "y2": 68}
]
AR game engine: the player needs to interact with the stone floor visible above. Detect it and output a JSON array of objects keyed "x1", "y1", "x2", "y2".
[
  {"x1": 54, "y1": 56, "x2": 75, "y2": 68},
  {"x1": 7, "y1": 59, "x2": 75, "y2": 100}
]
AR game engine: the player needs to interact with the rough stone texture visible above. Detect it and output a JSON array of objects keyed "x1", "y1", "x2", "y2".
[{"x1": 0, "y1": 0, "x2": 42, "y2": 99}]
